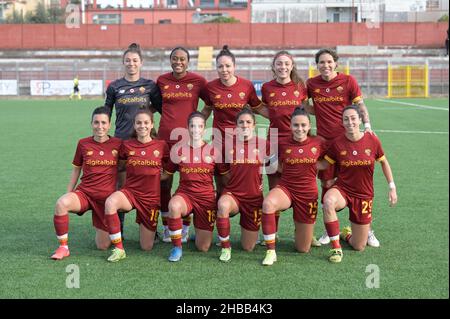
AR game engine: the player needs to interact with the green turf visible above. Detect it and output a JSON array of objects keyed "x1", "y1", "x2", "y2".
[{"x1": 0, "y1": 98, "x2": 448, "y2": 299}]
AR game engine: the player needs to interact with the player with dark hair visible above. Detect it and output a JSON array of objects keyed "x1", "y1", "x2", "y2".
[
  {"x1": 320, "y1": 106, "x2": 397, "y2": 263},
  {"x1": 103, "y1": 109, "x2": 169, "y2": 262},
  {"x1": 164, "y1": 112, "x2": 225, "y2": 262},
  {"x1": 201, "y1": 45, "x2": 262, "y2": 196},
  {"x1": 305, "y1": 48, "x2": 379, "y2": 247},
  {"x1": 104, "y1": 43, "x2": 163, "y2": 238},
  {"x1": 256, "y1": 50, "x2": 311, "y2": 243},
  {"x1": 261, "y1": 107, "x2": 326, "y2": 266},
  {"x1": 51, "y1": 106, "x2": 121, "y2": 260},
  {"x1": 216, "y1": 108, "x2": 266, "y2": 262},
  {"x1": 157, "y1": 46, "x2": 208, "y2": 244}
]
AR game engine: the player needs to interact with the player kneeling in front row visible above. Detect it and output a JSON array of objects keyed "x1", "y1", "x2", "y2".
[
  {"x1": 216, "y1": 108, "x2": 266, "y2": 262},
  {"x1": 319, "y1": 106, "x2": 397, "y2": 263},
  {"x1": 164, "y1": 112, "x2": 224, "y2": 262},
  {"x1": 51, "y1": 107, "x2": 121, "y2": 260},
  {"x1": 261, "y1": 107, "x2": 326, "y2": 266},
  {"x1": 104, "y1": 109, "x2": 168, "y2": 262}
]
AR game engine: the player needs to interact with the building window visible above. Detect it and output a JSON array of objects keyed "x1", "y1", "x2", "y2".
[
  {"x1": 127, "y1": 0, "x2": 153, "y2": 8},
  {"x1": 266, "y1": 11, "x2": 277, "y2": 23},
  {"x1": 92, "y1": 14, "x2": 121, "y2": 24},
  {"x1": 333, "y1": 12, "x2": 340, "y2": 22},
  {"x1": 200, "y1": 0, "x2": 215, "y2": 8},
  {"x1": 96, "y1": 0, "x2": 122, "y2": 9},
  {"x1": 134, "y1": 18, "x2": 145, "y2": 24},
  {"x1": 167, "y1": 0, "x2": 178, "y2": 8}
]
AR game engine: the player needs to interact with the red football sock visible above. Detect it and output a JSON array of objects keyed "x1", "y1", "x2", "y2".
[
  {"x1": 216, "y1": 217, "x2": 231, "y2": 248},
  {"x1": 105, "y1": 214, "x2": 123, "y2": 249},
  {"x1": 262, "y1": 213, "x2": 277, "y2": 250},
  {"x1": 168, "y1": 217, "x2": 183, "y2": 247},
  {"x1": 325, "y1": 220, "x2": 341, "y2": 249},
  {"x1": 274, "y1": 211, "x2": 281, "y2": 232},
  {"x1": 54, "y1": 215, "x2": 69, "y2": 246}
]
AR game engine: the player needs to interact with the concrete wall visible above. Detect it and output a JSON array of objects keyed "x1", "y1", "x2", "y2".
[{"x1": 0, "y1": 22, "x2": 447, "y2": 50}]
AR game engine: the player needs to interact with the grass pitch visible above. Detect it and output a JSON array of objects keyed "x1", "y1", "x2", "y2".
[{"x1": 0, "y1": 97, "x2": 448, "y2": 299}]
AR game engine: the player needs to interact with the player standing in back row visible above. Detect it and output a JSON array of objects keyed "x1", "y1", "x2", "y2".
[
  {"x1": 104, "y1": 43, "x2": 162, "y2": 238},
  {"x1": 157, "y1": 47, "x2": 208, "y2": 244}
]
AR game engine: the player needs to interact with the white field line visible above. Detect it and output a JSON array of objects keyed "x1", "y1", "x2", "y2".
[
  {"x1": 375, "y1": 99, "x2": 449, "y2": 111},
  {"x1": 256, "y1": 124, "x2": 448, "y2": 134}
]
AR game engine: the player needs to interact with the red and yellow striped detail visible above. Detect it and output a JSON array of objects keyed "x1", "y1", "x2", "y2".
[
  {"x1": 352, "y1": 96, "x2": 362, "y2": 104},
  {"x1": 376, "y1": 155, "x2": 386, "y2": 162},
  {"x1": 324, "y1": 155, "x2": 335, "y2": 164},
  {"x1": 111, "y1": 238, "x2": 122, "y2": 245}
]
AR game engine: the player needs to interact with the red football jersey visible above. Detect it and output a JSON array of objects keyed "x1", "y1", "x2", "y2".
[
  {"x1": 222, "y1": 136, "x2": 266, "y2": 199},
  {"x1": 202, "y1": 77, "x2": 262, "y2": 137},
  {"x1": 324, "y1": 133, "x2": 385, "y2": 198},
  {"x1": 165, "y1": 143, "x2": 225, "y2": 194},
  {"x1": 261, "y1": 79, "x2": 308, "y2": 141},
  {"x1": 306, "y1": 73, "x2": 363, "y2": 140},
  {"x1": 72, "y1": 136, "x2": 122, "y2": 200},
  {"x1": 119, "y1": 138, "x2": 169, "y2": 203},
  {"x1": 157, "y1": 72, "x2": 208, "y2": 143},
  {"x1": 278, "y1": 136, "x2": 326, "y2": 198}
]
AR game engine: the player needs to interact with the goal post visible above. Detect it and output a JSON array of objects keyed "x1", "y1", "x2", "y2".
[{"x1": 387, "y1": 63, "x2": 429, "y2": 98}]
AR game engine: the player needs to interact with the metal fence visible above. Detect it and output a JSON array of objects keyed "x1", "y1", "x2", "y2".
[{"x1": 0, "y1": 56, "x2": 448, "y2": 97}]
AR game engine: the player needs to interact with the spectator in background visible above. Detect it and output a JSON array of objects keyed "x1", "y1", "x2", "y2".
[
  {"x1": 445, "y1": 28, "x2": 449, "y2": 56},
  {"x1": 69, "y1": 75, "x2": 81, "y2": 100}
]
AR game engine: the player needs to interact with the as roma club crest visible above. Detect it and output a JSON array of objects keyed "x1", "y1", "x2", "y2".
[
  {"x1": 239, "y1": 92, "x2": 246, "y2": 99},
  {"x1": 294, "y1": 90, "x2": 300, "y2": 97},
  {"x1": 86, "y1": 150, "x2": 93, "y2": 156},
  {"x1": 129, "y1": 151, "x2": 135, "y2": 156},
  {"x1": 365, "y1": 149, "x2": 372, "y2": 156},
  {"x1": 139, "y1": 86, "x2": 146, "y2": 94},
  {"x1": 285, "y1": 149, "x2": 292, "y2": 154},
  {"x1": 204, "y1": 155, "x2": 212, "y2": 163},
  {"x1": 270, "y1": 92, "x2": 275, "y2": 97},
  {"x1": 314, "y1": 89, "x2": 320, "y2": 93},
  {"x1": 340, "y1": 150, "x2": 347, "y2": 156},
  {"x1": 112, "y1": 149, "x2": 118, "y2": 157},
  {"x1": 336, "y1": 86, "x2": 344, "y2": 93},
  {"x1": 164, "y1": 85, "x2": 169, "y2": 90},
  {"x1": 311, "y1": 147, "x2": 317, "y2": 155},
  {"x1": 215, "y1": 94, "x2": 221, "y2": 99},
  {"x1": 187, "y1": 84, "x2": 193, "y2": 91},
  {"x1": 153, "y1": 150, "x2": 160, "y2": 157}
]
